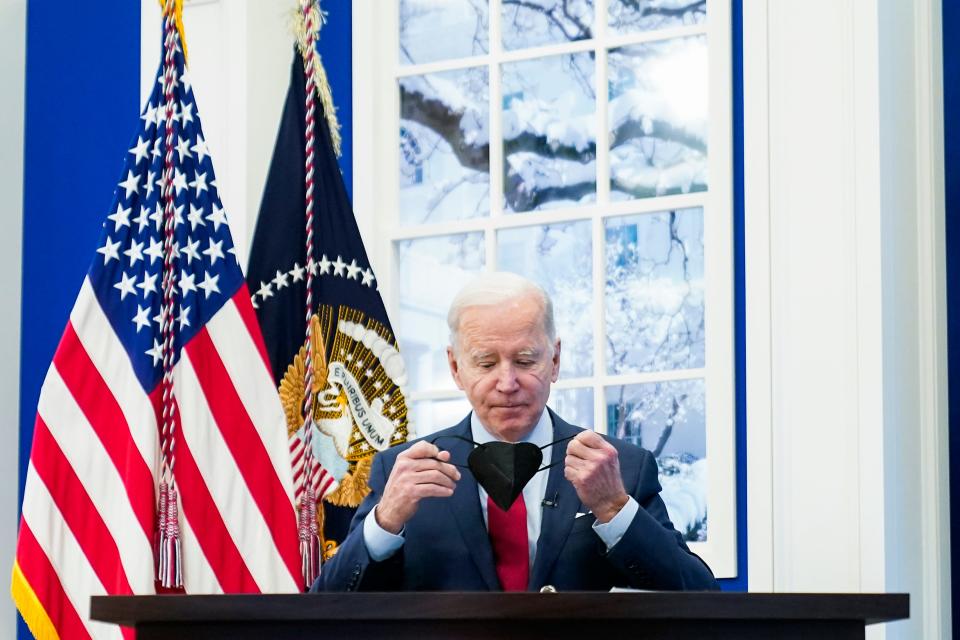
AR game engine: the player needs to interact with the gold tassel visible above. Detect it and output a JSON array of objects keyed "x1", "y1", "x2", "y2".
[{"x1": 292, "y1": 3, "x2": 342, "y2": 157}]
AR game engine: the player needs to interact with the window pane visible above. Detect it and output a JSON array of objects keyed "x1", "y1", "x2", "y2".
[
  {"x1": 548, "y1": 387, "x2": 594, "y2": 429},
  {"x1": 609, "y1": 35, "x2": 707, "y2": 200},
  {"x1": 605, "y1": 208, "x2": 704, "y2": 374},
  {"x1": 400, "y1": 68, "x2": 490, "y2": 226},
  {"x1": 502, "y1": 53, "x2": 596, "y2": 213},
  {"x1": 497, "y1": 221, "x2": 593, "y2": 377},
  {"x1": 411, "y1": 397, "x2": 473, "y2": 438},
  {"x1": 397, "y1": 233, "x2": 485, "y2": 392},
  {"x1": 605, "y1": 378, "x2": 706, "y2": 541},
  {"x1": 400, "y1": 0, "x2": 489, "y2": 65},
  {"x1": 608, "y1": 0, "x2": 706, "y2": 36},
  {"x1": 502, "y1": 0, "x2": 594, "y2": 51}
]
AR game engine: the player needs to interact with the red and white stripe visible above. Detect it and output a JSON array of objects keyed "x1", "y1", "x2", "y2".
[
  {"x1": 289, "y1": 435, "x2": 338, "y2": 501},
  {"x1": 15, "y1": 278, "x2": 300, "y2": 638}
]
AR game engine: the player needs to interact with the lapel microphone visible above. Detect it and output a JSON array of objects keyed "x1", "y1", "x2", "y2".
[{"x1": 541, "y1": 491, "x2": 559, "y2": 509}]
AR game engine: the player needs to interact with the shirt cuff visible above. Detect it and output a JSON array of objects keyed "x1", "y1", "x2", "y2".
[
  {"x1": 591, "y1": 497, "x2": 639, "y2": 550},
  {"x1": 363, "y1": 506, "x2": 406, "y2": 562}
]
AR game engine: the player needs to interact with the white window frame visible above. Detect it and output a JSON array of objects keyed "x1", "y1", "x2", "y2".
[{"x1": 353, "y1": 0, "x2": 735, "y2": 577}]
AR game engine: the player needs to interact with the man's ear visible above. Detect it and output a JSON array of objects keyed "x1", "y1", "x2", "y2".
[
  {"x1": 550, "y1": 339, "x2": 561, "y2": 383},
  {"x1": 447, "y1": 346, "x2": 465, "y2": 390}
]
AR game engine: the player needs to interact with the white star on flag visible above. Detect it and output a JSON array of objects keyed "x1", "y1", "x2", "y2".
[
  {"x1": 346, "y1": 259, "x2": 361, "y2": 280},
  {"x1": 178, "y1": 305, "x2": 191, "y2": 329},
  {"x1": 97, "y1": 237, "x2": 121, "y2": 264},
  {"x1": 137, "y1": 271, "x2": 158, "y2": 297},
  {"x1": 181, "y1": 237, "x2": 201, "y2": 264},
  {"x1": 332, "y1": 256, "x2": 346, "y2": 276},
  {"x1": 176, "y1": 136, "x2": 193, "y2": 161},
  {"x1": 107, "y1": 203, "x2": 131, "y2": 231},
  {"x1": 118, "y1": 171, "x2": 140, "y2": 199},
  {"x1": 124, "y1": 239, "x2": 144, "y2": 266},
  {"x1": 189, "y1": 171, "x2": 208, "y2": 197},
  {"x1": 172, "y1": 168, "x2": 188, "y2": 195},
  {"x1": 179, "y1": 271, "x2": 197, "y2": 295},
  {"x1": 191, "y1": 134, "x2": 209, "y2": 163},
  {"x1": 207, "y1": 203, "x2": 227, "y2": 230},
  {"x1": 198, "y1": 271, "x2": 220, "y2": 298},
  {"x1": 187, "y1": 204, "x2": 205, "y2": 230},
  {"x1": 318, "y1": 254, "x2": 332, "y2": 274},
  {"x1": 203, "y1": 238, "x2": 224, "y2": 265},
  {"x1": 129, "y1": 136, "x2": 150, "y2": 164},
  {"x1": 114, "y1": 272, "x2": 137, "y2": 300},
  {"x1": 144, "y1": 237, "x2": 164, "y2": 264}
]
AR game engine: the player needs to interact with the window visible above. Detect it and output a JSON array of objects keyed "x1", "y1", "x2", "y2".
[{"x1": 356, "y1": 0, "x2": 734, "y2": 576}]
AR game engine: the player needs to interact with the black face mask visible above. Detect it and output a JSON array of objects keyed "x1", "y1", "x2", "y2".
[{"x1": 432, "y1": 435, "x2": 574, "y2": 510}]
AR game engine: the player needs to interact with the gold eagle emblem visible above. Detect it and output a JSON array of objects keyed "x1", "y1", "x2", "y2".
[{"x1": 280, "y1": 305, "x2": 409, "y2": 512}]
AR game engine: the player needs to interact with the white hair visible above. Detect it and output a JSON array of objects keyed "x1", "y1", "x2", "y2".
[{"x1": 447, "y1": 271, "x2": 556, "y2": 350}]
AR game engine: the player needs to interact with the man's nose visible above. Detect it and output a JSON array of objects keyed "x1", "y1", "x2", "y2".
[{"x1": 495, "y1": 363, "x2": 520, "y2": 392}]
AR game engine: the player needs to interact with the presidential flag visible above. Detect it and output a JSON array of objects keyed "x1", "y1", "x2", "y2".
[
  {"x1": 246, "y1": 33, "x2": 410, "y2": 555},
  {"x1": 12, "y1": 11, "x2": 300, "y2": 640}
]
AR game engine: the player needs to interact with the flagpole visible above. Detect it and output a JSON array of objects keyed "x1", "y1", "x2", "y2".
[
  {"x1": 297, "y1": 0, "x2": 323, "y2": 590},
  {"x1": 158, "y1": 0, "x2": 183, "y2": 590}
]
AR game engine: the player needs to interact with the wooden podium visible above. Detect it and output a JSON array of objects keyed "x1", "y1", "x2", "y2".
[{"x1": 91, "y1": 592, "x2": 908, "y2": 639}]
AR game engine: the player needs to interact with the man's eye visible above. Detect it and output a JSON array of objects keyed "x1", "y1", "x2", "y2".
[
  {"x1": 517, "y1": 360, "x2": 534, "y2": 367},
  {"x1": 478, "y1": 362, "x2": 495, "y2": 369}
]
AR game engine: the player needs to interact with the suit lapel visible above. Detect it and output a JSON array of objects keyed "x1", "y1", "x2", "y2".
[
  {"x1": 528, "y1": 412, "x2": 582, "y2": 590},
  {"x1": 440, "y1": 416, "x2": 500, "y2": 590}
]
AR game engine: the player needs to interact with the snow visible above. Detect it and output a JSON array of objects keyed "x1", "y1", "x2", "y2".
[{"x1": 660, "y1": 456, "x2": 708, "y2": 541}]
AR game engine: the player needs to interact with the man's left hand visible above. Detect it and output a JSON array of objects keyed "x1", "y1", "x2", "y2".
[{"x1": 564, "y1": 431, "x2": 629, "y2": 523}]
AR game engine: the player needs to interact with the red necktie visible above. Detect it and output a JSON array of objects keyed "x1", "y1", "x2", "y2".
[{"x1": 487, "y1": 494, "x2": 529, "y2": 591}]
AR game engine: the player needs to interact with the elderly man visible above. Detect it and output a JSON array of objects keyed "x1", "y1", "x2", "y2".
[{"x1": 317, "y1": 272, "x2": 718, "y2": 592}]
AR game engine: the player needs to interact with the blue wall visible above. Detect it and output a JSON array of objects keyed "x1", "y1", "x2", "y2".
[
  {"x1": 316, "y1": 0, "x2": 354, "y2": 199},
  {"x1": 18, "y1": 3, "x2": 141, "y2": 637},
  {"x1": 941, "y1": 0, "x2": 959, "y2": 636}
]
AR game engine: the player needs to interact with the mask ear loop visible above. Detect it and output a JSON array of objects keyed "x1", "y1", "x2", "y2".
[
  {"x1": 428, "y1": 434, "x2": 480, "y2": 469},
  {"x1": 535, "y1": 434, "x2": 578, "y2": 472},
  {"x1": 426, "y1": 433, "x2": 578, "y2": 471}
]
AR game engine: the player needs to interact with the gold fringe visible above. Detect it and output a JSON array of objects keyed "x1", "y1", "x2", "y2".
[
  {"x1": 292, "y1": 3, "x2": 343, "y2": 157},
  {"x1": 158, "y1": 0, "x2": 189, "y2": 64},
  {"x1": 323, "y1": 538, "x2": 340, "y2": 560},
  {"x1": 325, "y1": 456, "x2": 372, "y2": 507},
  {"x1": 280, "y1": 314, "x2": 331, "y2": 436},
  {"x1": 11, "y1": 561, "x2": 60, "y2": 640}
]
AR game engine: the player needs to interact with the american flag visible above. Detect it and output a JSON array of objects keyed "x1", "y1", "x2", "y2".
[{"x1": 12, "y1": 23, "x2": 300, "y2": 640}]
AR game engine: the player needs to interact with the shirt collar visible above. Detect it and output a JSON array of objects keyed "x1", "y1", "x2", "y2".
[{"x1": 470, "y1": 408, "x2": 552, "y2": 449}]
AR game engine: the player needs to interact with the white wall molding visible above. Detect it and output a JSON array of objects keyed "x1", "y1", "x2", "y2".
[
  {"x1": 743, "y1": 0, "x2": 950, "y2": 637},
  {"x1": 742, "y1": 0, "x2": 774, "y2": 593},
  {"x1": 351, "y1": 0, "x2": 391, "y2": 285},
  {"x1": 906, "y1": 0, "x2": 950, "y2": 635},
  {"x1": 140, "y1": 0, "x2": 290, "y2": 269},
  {"x1": 0, "y1": 0, "x2": 25, "y2": 635}
]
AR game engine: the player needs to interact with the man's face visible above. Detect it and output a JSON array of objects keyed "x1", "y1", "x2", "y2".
[{"x1": 447, "y1": 295, "x2": 560, "y2": 442}]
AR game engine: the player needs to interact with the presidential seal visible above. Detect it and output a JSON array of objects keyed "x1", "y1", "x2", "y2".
[{"x1": 280, "y1": 305, "x2": 409, "y2": 556}]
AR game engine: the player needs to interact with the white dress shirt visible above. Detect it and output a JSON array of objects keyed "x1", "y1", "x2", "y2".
[{"x1": 363, "y1": 410, "x2": 639, "y2": 566}]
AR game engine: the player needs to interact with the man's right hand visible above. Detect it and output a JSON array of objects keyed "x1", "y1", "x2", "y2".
[{"x1": 375, "y1": 441, "x2": 461, "y2": 534}]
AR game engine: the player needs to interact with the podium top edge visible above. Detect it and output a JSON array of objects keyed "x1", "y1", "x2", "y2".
[{"x1": 90, "y1": 592, "x2": 909, "y2": 627}]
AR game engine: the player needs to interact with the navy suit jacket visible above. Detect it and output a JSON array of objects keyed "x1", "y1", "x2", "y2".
[{"x1": 315, "y1": 410, "x2": 718, "y2": 592}]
